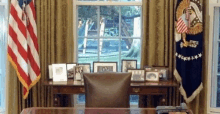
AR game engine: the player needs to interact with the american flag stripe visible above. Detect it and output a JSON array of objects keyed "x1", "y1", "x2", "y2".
[
  {"x1": 27, "y1": 24, "x2": 39, "y2": 52},
  {"x1": 8, "y1": 45, "x2": 32, "y2": 96},
  {"x1": 8, "y1": 47, "x2": 31, "y2": 86},
  {"x1": 8, "y1": 0, "x2": 41, "y2": 99},
  {"x1": 27, "y1": 46, "x2": 40, "y2": 75},
  {"x1": 177, "y1": 20, "x2": 185, "y2": 30},
  {"x1": 27, "y1": 33, "x2": 40, "y2": 67},
  {"x1": 27, "y1": 25, "x2": 38, "y2": 51},
  {"x1": 177, "y1": 24, "x2": 184, "y2": 31},
  {"x1": 176, "y1": 17, "x2": 188, "y2": 33},
  {"x1": 177, "y1": 20, "x2": 185, "y2": 28},
  {"x1": 178, "y1": 25, "x2": 187, "y2": 32},
  {"x1": 8, "y1": 35, "x2": 28, "y2": 76},
  {"x1": 10, "y1": 5, "x2": 27, "y2": 38},
  {"x1": 26, "y1": 0, "x2": 41, "y2": 89},
  {"x1": 26, "y1": 2, "x2": 40, "y2": 75},
  {"x1": 28, "y1": 62, "x2": 37, "y2": 81},
  {"x1": 9, "y1": 17, "x2": 27, "y2": 47},
  {"x1": 28, "y1": 2, "x2": 36, "y2": 19},
  {"x1": 26, "y1": 5, "x2": 37, "y2": 34},
  {"x1": 8, "y1": 43, "x2": 28, "y2": 79},
  {"x1": 9, "y1": 26, "x2": 27, "y2": 60}
]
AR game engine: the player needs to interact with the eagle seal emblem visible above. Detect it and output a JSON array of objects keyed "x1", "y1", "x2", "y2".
[{"x1": 175, "y1": 0, "x2": 203, "y2": 48}]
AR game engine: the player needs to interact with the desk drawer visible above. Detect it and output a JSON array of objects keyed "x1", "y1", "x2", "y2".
[
  {"x1": 53, "y1": 86, "x2": 168, "y2": 95},
  {"x1": 130, "y1": 87, "x2": 167, "y2": 95},
  {"x1": 53, "y1": 86, "x2": 85, "y2": 94}
]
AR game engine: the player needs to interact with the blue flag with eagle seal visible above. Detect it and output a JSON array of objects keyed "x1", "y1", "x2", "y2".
[{"x1": 174, "y1": 0, "x2": 203, "y2": 103}]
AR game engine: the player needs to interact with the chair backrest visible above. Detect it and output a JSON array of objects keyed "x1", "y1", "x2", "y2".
[{"x1": 83, "y1": 72, "x2": 132, "y2": 108}]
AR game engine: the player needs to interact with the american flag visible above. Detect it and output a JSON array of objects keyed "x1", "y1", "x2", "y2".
[
  {"x1": 7, "y1": 0, "x2": 41, "y2": 99},
  {"x1": 176, "y1": 14, "x2": 189, "y2": 33}
]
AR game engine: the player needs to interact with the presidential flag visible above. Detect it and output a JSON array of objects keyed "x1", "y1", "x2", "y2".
[
  {"x1": 174, "y1": 0, "x2": 203, "y2": 103},
  {"x1": 8, "y1": 0, "x2": 41, "y2": 99}
]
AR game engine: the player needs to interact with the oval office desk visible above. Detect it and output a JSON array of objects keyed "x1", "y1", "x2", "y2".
[
  {"x1": 21, "y1": 107, "x2": 193, "y2": 114},
  {"x1": 44, "y1": 80, "x2": 178, "y2": 107}
]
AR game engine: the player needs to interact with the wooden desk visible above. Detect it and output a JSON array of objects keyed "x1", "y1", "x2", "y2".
[
  {"x1": 44, "y1": 80, "x2": 178, "y2": 107},
  {"x1": 21, "y1": 107, "x2": 193, "y2": 114},
  {"x1": 21, "y1": 107, "x2": 157, "y2": 114}
]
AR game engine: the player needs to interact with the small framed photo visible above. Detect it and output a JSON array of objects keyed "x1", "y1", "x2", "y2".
[
  {"x1": 121, "y1": 60, "x2": 137, "y2": 72},
  {"x1": 75, "y1": 66, "x2": 83, "y2": 81},
  {"x1": 93, "y1": 62, "x2": 117, "y2": 73},
  {"x1": 78, "y1": 63, "x2": 91, "y2": 73},
  {"x1": 152, "y1": 67, "x2": 169, "y2": 80},
  {"x1": 66, "y1": 63, "x2": 77, "y2": 78},
  {"x1": 145, "y1": 71, "x2": 159, "y2": 82},
  {"x1": 127, "y1": 69, "x2": 145, "y2": 82},
  {"x1": 52, "y1": 64, "x2": 67, "y2": 82}
]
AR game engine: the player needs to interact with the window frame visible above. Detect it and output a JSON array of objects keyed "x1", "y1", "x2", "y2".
[
  {"x1": 0, "y1": 1, "x2": 8, "y2": 114},
  {"x1": 208, "y1": 3, "x2": 220, "y2": 114},
  {"x1": 73, "y1": 0, "x2": 142, "y2": 108},
  {"x1": 73, "y1": 0, "x2": 143, "y2": 61}
]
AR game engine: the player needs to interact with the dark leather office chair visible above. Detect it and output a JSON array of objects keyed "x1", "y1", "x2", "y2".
[{"x1": 83, "y1": 72, "x2": 132, "y2": 108}]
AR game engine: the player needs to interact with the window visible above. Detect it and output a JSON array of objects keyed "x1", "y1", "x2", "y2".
[
  {"x1": 208, "y1": 1, "x2": 220, "y2": 113},
  {"x1": 0, "y1": 0, "x2": 8, "y2": 113},
  {"x1": 74, "y1": 0, "x2": 142, "y2": 107}
]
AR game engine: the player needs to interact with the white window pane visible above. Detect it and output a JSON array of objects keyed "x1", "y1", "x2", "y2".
[
  {"x1": 78, "y1": 6, "x2": 98, "y2": 37},
  {"x1": 77, "y1": 5, "x2": 142, "y2": 106},
  {"x1": 217, "y1": 43, "x2": 220, "y2": 107},
  {"x1": 212, "y1": 7, "x2": 220, "y2": 108},
  {"x1": 121, "y1": 6, "x2": 141, "y2": 37},
  {"x1": 218, "y1": 43, "x2": 220, "y2": 73},
  {"x1": 0, "y1": 0, "x2": 7, "y2": 3},
  {"x1": 219, "y1": 8, "x2": 220, "y2": 40},
  {"x1": 77, "y1": 94, "x2": 85, "y2": 104},
  {"x1": 99, "y1": 39, "x2": 120, "y2": 70},
  {"x1": 0, "y1": 4, "x2": 7, "y2": 110},
  {"x1": 99, "y1": 39, "x2": 119, "y2": 60},
  {"x1": 130, "y1": 95, "x2": 139, "y2": 105},
  {"x1": 78, "y1": 38, "x2": 98, "y2": 71},
  {"x1": 121, "y1": 38, "x2": 141, "y2": 68},
  {"x1": 100, "y1": 6, "x2": 119, "y2": 37}
]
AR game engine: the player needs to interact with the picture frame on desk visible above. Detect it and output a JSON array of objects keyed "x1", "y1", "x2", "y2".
[
  {"x1": 78, "y1": 63, "x2": 91, "y2": 73},
  {"x1": 78, "y1": 63, "x2": 91, "y2": 81},
  {"x1": 52, "y1": 64, "x2": 67, "y2": 82},
  {"x1": 93, "y1": 62, "x2": 117, "y2": 73},
  {"x1": 145, "y1": 71, "x2": 159, "y2": 82},
  {"x1": 121, "y1": 59, "x2": 137, "y2": 72},
  {"x1": 75, "y1": 66, "x2": 83, "y2": 81},
  {"x1": 152, "y1": 66, "x2": 169, "y2": 81},
  {"x1": 127, "y1": 69, "x2": 145, "y2": 82},
  {"x1": 66, "y1": 63, "x2": 77, "y2": 79}
]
